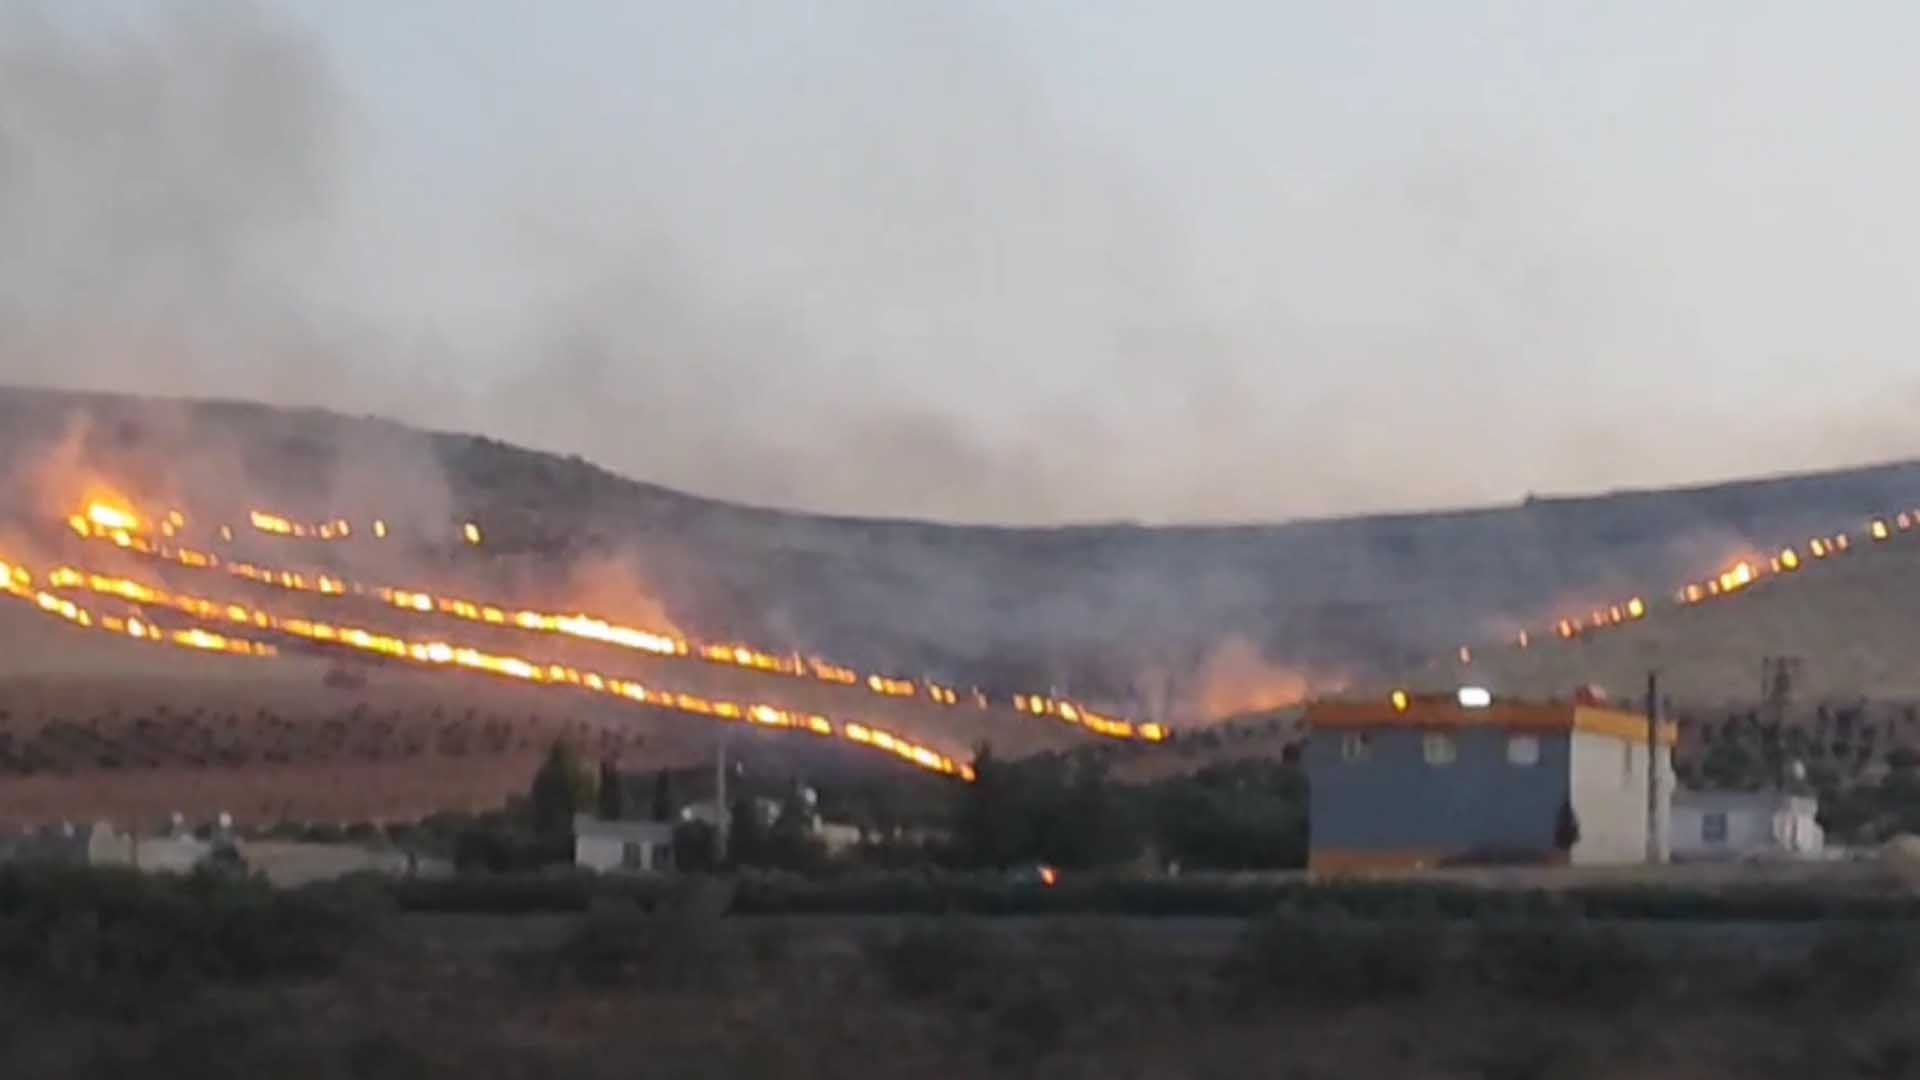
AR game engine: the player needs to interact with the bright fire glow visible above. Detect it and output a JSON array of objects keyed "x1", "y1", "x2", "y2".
[
  {"x1": 28, "y1": 558, "x2": 976, "y2": 780},
  {"x1": 87, "y1": 502, "x2": 139, "y2": 532},
  {"x1": 62, "y1": 498, "x2": 1157, "y2": 743}
]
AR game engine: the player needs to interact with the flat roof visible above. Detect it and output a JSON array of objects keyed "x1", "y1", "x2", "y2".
[{"x1": 1304, "y1": 700, "x2": 1678, "y2": 746}]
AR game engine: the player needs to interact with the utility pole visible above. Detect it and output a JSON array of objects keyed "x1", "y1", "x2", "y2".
[{"x1": 1646, "y1": 670, "x2": 1664, "y2": 864}]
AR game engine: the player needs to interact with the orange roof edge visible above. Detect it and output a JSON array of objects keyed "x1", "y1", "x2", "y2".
[{"x1": 1304, "y1": 700, "x2": 1676, "y2": 746}]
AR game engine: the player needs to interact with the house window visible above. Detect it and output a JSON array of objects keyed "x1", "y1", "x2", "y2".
[
  {"x1": 1506, "y1": 734, "x2": 1540, "y2": 766},
  {"x1": 1340, "y1": 732, "x2": 1372, "y2": 762},
  {"x1": 1622, "y1": 742, "x2": 1635, "y2": 788},
  {"x1": 1702, "y1": 812, "x2": 1728, "y2": 845},
  {"x1": 1422, "y1": 732, "x2": 1457, "y2": 766},
  {"x1": 621, "y1": 841, "x2": 644, "y2": 869}
]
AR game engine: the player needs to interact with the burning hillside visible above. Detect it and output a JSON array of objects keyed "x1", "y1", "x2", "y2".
[
  {"x1": 3, "y1": 387, "x2": 1920, "y2": 744},
  {"x1": 1426, "y1": 503, "x2": 1920, "y2": 703},
  {"x1": 3, "y1": 487, "x2": 1185, "y2": 797}
]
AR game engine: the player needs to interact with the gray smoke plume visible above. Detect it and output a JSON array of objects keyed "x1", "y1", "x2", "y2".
[{"x1": 7, "y1": 3, "x2": 1920, "y2": 526}]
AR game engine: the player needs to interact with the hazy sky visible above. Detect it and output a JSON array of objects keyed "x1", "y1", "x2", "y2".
[{"x1": 5, "y1": 2, "x2": 1919, "y2": 524}]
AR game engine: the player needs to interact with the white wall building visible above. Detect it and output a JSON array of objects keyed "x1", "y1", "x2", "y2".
[
  {"x1": 1567, "y1": 729, "x2": 1675, "y2": 864},
  {"x1": 1671, "y1": 790, "x2": 1822, "y2": 861},
  {"x1": 132, "y1": 833, "x2": 215, "y2": 874},
  {"x1": 574, "y1": 815, "x2": 676, "y2": 873}
]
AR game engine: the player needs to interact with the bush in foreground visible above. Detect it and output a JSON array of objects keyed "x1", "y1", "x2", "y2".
[
  {"x1": 1469, "y1": 916, "x2": 1658, "y2": 1009},
  {"x1": 1220, "y1": 909, "x2": 1441, "y2": 1008},
  {"x1": 0, "y1": 863, "x2": 387, "y2": 1013},
  {"x1": 522, "y1": 900, "x2": 734, "y2": 990}
]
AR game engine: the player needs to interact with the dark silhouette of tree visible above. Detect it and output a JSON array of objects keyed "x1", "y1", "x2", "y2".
[
  {"x1": 727, "y1": 796, "x2": 767, "y2": 867},
  {"x1": 531, "y1": 740, "x2": 595, "y2": 833},
  {"x1": 1151, "y1": 760, "x2": 1307, "y2": 871},
  {"x1": 672, "y1": 820, "x2": 716, "y2": 871},
  {"x1": 954, "y1": 742, "x2": 1037, "y2": 867},
  {"x1": 650, "y1": 769, "x2": 674, "y2": 822},
  {"x1": 596, "y1": 758, "x2": 626, "y2": 821},
  {"x1": 1701, "y1": 736, "x2": 1762, "y2": 791},
  {"x1": 764, "y1": 793, "x2": 826, "y2": 872}
]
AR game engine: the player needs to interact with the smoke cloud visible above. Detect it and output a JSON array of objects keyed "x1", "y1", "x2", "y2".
[{"x1": 4, "y1": 1, "x2": 1920, "y2": 529}]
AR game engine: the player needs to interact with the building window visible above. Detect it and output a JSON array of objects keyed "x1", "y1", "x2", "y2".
[
  {"x1": 1506, "y1": 734, "x2": 1540, "y2": 766},
  {"x1": 1622, "y1": 742, "x2": 1635, "y2": 788},
  {"x1": 1422, "y1": 732, "x2": 1457, "y2": 766},
  {"x1": 621, "y1": 841, "x2": 643, "y2": 869},
  {"x1": 1340, "y1": 732, "x2": 1372, "y2": 762},
  {"x1": 1702, "y1": 812, "x2": 1728, "y2": 845}
]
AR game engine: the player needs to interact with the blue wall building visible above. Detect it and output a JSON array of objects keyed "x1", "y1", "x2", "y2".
[{"x1": 1304, "y1": 697, "x2": 1675, "y2": 873}]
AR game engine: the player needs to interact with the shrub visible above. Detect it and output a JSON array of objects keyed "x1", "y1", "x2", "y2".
[
  {"x1": 540, "y1": 901, "x2": 730, "y2": 990},
  {"x1": 391, "y1": 870, "x2": 671, "y2": 914},
  {"x1": 1751, "y1": 924, "x2": 1919, "y2": 1009},
  {"x1": 1221, "y1": 909, "x2": 1441, "y2": 1008},
  {"x1": 0, "y1": 863, "x2": 386, "y2": 1013},
  {"x1": 1469, "y1": 917, "x2": 1657, "y2": 1009},
  {"x1": 864, "y1": 917, "x2": 992, "y2": 999}
]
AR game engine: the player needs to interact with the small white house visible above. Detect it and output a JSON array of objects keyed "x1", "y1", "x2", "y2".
[
  {"x1": 574, "y1": 815, "x2": 676, "y2": 874},
  {"x1": 1671, "y1": 790, "x2": 1823, "y2": 861},
  {"x1": 132, "y1": 833, "x2": 215, "y2": 874}
]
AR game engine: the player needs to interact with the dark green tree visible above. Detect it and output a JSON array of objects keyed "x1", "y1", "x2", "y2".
[
  {"x1": 1151, "y1": 760, "x2": 1307, "y2": 870},
  {"x1": 650, "y1": 769, "x2": 675, "y2": 822},
  {"x1": 530, "y1": 740, "x2": 595, "y2": 833},
  {"x1": 1045, "y1": 757, "x2": 1143, "y2": 869},
  {"x1": 1701, "y1": 736, "x2": 1762, "y2": 791},
  {"x1": 596, "y1": 758, "x2": 626, "y2": 821},
  {"x1": 727, "y1": 797, "x2": 767, "y2": 867},
  {"x1": 954, "y1": 742, "x2": 1039, "y2": 867},
  {"x1": 672, "y1": 820, "x2": 717, "y2": 871},
  {"x1": 765, "y1": 794, "x2": 826, "y2": 872}
]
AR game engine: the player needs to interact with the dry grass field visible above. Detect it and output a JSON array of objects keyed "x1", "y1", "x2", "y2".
[{"x1": 0, "y1": 596, "x2": 1086, "y2": 826}]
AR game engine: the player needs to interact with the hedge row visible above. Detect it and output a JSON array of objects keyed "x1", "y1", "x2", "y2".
[{"x1": 384, "y1": 870, "x2": 1920, "y2": 920}]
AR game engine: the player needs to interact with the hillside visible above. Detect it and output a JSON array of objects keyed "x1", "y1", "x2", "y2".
[
  {"x1": 1445, "y1": 522, "x2": 1920, "y2": 705},
  {"x1": 4, "y1": 385, "x2": 1918, "y2": 722}
]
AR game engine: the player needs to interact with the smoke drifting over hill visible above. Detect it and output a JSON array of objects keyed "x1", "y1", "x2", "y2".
[{"x1": 6, "y1": 3, "x2": 1920, "y2": 525}]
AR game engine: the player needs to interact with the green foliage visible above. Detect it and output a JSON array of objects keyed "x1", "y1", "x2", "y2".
[
  {"x1": 650, "y1": 769, "x2": 675, "y2": 822},
  {"x1": 1701, "y1": 736, "x2": 1762, "y2": 791},
  {"x1": 529, "y1": 740, "x2": 595, "y2": 834},
  {"x1": 1150, "y1": 759, "x2": 1307, "y2": 870},
  {"x1": 451, "y1": 825, "x2": 572, "y2": 874},
  {"x1": 596, "y1": 758, "x2": 626, "y2": 821},
  {"x1": 1819, "y1": 769, "x2": 1920, "y2": 843},
  {"x1": 391, "y1": 871, "x2": 669, "y2": 914},
  {"x1": 726, "y1": 797, "x2": 768, "y2": 867},
  {"x1": 528, "y1": 901, "x2": 731, "y2": 989},
  {"x1": 762, "y1": 798, "x2": 827, "y2": 872},
  {"x1": 0, "y1": 864, "x2": 386, "y2": 1012},
  {"x1": 952, "y1": 744, "x2": 1148, "y2": 869},
  {"x1": 673, "y1": 820, "x2": 717, "y2": 871}
]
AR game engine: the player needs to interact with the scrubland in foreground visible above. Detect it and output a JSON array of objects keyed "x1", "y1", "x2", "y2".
[{"x1": 8, "y1": 866, "x2": 1920, "y2": 1079}]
